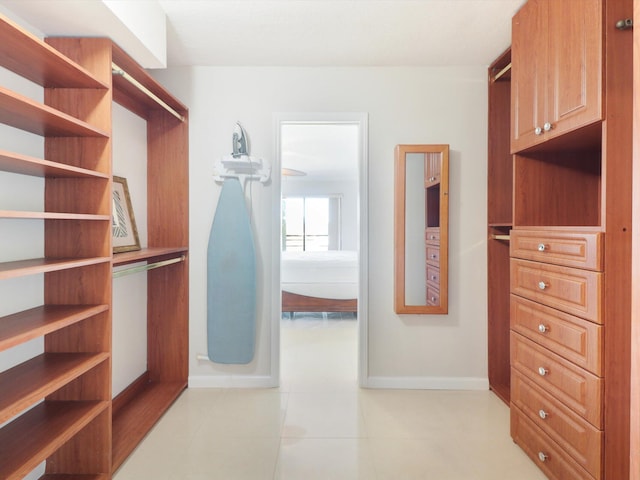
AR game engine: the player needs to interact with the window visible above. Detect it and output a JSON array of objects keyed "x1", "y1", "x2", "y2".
[{"x1": 282, "y1": 196, "x2": 341, "y2": 251}]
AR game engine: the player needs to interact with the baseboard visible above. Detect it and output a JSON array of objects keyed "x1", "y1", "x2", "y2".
[
  {"x1": 364, "y1": 376, "x2": 489, "y2": 390},
  {"x1": 188, "y1": 374, "x2": 278, "y2": 389}
]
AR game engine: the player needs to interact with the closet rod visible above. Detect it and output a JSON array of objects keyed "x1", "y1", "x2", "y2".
[
  {"x1": 490, "y1": 234, "x2": 510, "y2": 241},
  {"x1": 111, "y1": 62, "x2": 185, "y2": 122},
  {"x1": 492, "y1": 62, "x2": 511, "y2": 82},
  {"x1": 113, "y1": 255, "x2": 185, "y2": 279}
]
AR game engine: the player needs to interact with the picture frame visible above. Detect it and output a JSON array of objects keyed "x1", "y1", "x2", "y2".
[{"x1": 112, "y1": 176, "x2": 141, "y2": 253}]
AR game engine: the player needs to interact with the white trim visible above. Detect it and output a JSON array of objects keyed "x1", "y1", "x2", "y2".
[
  {"x1": 365, "y1": 376, "x2": 490, "y2": 391},
  {"x1": 189, "y1": 375, "x2": 276, "y2": 389},
  {"x1": 272, "y1": 112, "x2": 369, "y2": 388}
]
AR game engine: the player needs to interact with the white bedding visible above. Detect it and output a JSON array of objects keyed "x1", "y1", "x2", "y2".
[{"x1": 281, "y1": 250, "x2": 358, "y2": 299}]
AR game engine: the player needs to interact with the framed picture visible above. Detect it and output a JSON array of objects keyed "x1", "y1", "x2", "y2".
[{"x1": 112, "y1": 176, "x2": 141, "y2": 253}]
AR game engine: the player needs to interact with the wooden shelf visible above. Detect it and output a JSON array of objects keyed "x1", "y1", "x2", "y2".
[
  {"x1": 0, "y1": 305, "x2": 109, "y2": 352},
  {"x1": 0, "y1": 257, "x2": 110, "y2": 280},
  {"x1": 0, "y1": 211, "x2": 111, "y2": 221},
  {"x1": 0, "y1": 150, "x2": 109, "y2": 178},
  {"x1": 112, "y1": 380, "x2": 186, "y2": 471},
  {"x1": 0, "y1": 400, "x2": 109, "y2": 479},
  {"x1": 40, "y1": 475, "x2": 109, "y2": 480},
  {"x1": 0, "y1": 16, "x2": 107, "y2": 89},
  {"x1": 0, "y1": 87, "x2": 109, "y2": 137},
  {"x1": 113, "y1": 247, "x2": 188, "y2": 267},
  {"x1": 0, "y1": 352, "x2": 110, "y2": 424},
  {"x1": 111, "y1": 43, "x2": 187, "y2": 120}
]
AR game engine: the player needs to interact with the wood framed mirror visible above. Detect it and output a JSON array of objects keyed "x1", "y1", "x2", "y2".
[{"x1": 394, "y1": 144, "x2": 449, "y2": 314}]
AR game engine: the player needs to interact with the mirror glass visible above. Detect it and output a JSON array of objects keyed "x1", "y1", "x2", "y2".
[{"x1": 394, "y1": 144, "x2": 449, "y2": 314}]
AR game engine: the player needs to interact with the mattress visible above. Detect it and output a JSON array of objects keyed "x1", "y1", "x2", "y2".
[{"x1": 281, "y1": 250, "x2": 358, "y2": 299}]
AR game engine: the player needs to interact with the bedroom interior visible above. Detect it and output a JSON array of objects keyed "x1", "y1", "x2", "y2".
[{"x1": 280, "y1": 122, "x2": 360, "y2": 318}]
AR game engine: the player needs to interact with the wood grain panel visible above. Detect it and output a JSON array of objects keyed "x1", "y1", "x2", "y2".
[
  {"x1": 512, "y1": 369, "x2": 602, "y2": 478},
  {"x1": 511, "y1": 295, "x2": 603, "y2": 373},
  {"x1": 511, "y1": 259, "x2": 602, "y2": 322},
  {"x1": 510, "y1": 229, "x2": 603, "y2": 271},
  {"x1": 511, "y1": 332, "x2": 602, "y2": 428}
]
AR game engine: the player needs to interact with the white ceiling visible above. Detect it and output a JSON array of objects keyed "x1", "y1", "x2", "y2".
[
  {"x1": 160, "y1": 0, "x2": 523, "y2": 67},
  {"x1": 0, "y1": 0, "x2": 523, "y2": 67}
]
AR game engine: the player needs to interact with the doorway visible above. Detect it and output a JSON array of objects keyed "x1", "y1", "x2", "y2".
[{"x1": 272, "y1": 113, "x2": 368, "y2": 387}]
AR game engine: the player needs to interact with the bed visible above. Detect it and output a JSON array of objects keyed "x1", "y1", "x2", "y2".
[{"x1": 281, "y1": 250, "x2": 358, "y2": 313}]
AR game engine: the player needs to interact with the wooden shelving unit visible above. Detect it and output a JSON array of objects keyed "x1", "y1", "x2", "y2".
[
  {"x1": 487, "y1": 47, "x2": 512, "y2": 405},
  {"x1": 0, "y1": 11, "x2": 188, "y2": 478}
]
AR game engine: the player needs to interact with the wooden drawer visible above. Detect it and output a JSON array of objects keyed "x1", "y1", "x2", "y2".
[
  {"x1": 426, "y1": 245, "x2": 440, "y2": 267},
  {"x1": 426, "y1": 264, "x2": 439, "y2": 287},
  {"x1": 511, "y1": 407, "x2": 596, "y2": 480},
  {"x1": 426, "y1": 284, "x2": 439, "y2": 306},
  {"x1": 510, "y1": 230, "x2": 603, "y2": 271},
  {"x1": 511, "y1": 332, "x2": 602, "y2": 428},
  {"x1": 511, "y1": 296, "x2": 603, "y2": 374},
  {"x1": 512, "y1": 369, "x2": 602, "y2": 478},
  {"x1": 510, "y1": 259, "x2": 602, "y2": 322},
  {"x1": 425, "y1": 227, "x2": 440, "y2": 245}
]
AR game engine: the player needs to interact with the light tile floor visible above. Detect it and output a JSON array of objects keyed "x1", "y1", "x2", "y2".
[{"x1": 114, "y1": 313, "x2": 546, "y2": 479}]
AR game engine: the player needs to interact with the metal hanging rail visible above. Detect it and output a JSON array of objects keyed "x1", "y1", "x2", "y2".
[
  {"x1": 113, "y1": 255, "x2": 185, "y2": 279},
  {"x1": 492, "y1": 62, "x2": 511, "y2": 82},
  {"x1": 111, "y1": 62, "x2": 185, "y2": 122}
]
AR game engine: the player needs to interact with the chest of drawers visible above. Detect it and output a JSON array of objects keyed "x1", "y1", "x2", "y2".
[{"x1": 510, "y1": 229, "x2": 603, "y2": 480}]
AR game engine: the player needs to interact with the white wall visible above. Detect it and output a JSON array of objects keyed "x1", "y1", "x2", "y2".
[
  {"x1": 282, "y1": 178, "x2": 358, "y2": 251},
  {"x1": 152, "y1": 66, "x2": 489, "y2": 388}
]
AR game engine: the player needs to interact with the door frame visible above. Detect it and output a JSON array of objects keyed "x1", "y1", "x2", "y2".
[{"x1": 271, "y1": 112, "x2": 369, "y2": 387}]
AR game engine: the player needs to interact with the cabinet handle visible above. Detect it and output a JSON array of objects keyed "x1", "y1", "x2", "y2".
[
  {"x1": 431, "y1": 296, "x2": 437, "y2": 302},
  {"x1": 538, "y1": 452, "x2": 549, "y2": 462},
  {"x1": 539, "y1": 409, "x2": 549, "y2": 420},
  {"x1": 537, "y1": 243, "x2": 546, "y2": 252},
  {"x1": 431, "y1": 275, "x2": 437, "y2": 281},
  {"x1": 431, "y1": 254, "x2": 437, "y2": 259},
  {"x1": 538, "y1": 281, "x2": 547, "y2": 290},
  {"x1": 538, "y1": 324, "x2": 549, "y2": 334},
  {"x1": 538, "y1": 367, "x2": 548, "y2": 376},
  {"x1": 535, "y1": 126, "x2": 543, "y2": 135},
  {"x1": 430, "y1": 235, "x2": 436, "y2": 240},
  {"x1": 543, "y1": 122, "x2": 553, "y2": 132}
]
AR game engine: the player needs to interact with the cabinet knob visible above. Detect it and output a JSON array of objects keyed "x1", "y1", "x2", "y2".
[
  {"x1": 538, "y1": 324, "x2": 549, "y2": 333},
  {"x1": 538, "y1": 367, "x2": 548, "y2": 376},
  {"x1": 537, "y1": 243, "x2": 546, "y2": 252},
  {"x1": 431, "y1": 254, "x2": 437, "y2": 259},
  {"x1": 539, "y1": 409, "x2": 549, "y2": 420},
  {"x1": 538, "y1": 452, "x2": 549, "y2": 462},
  {"x1": 538, "y1": 281, "x2": 547, "y2": 290},
  {"x1": 430, "y1": 235, "x2": 436, "y2": 239},
  {"x1": 535, "y1": 126, "x2": 543, "y2": 135},
  {"x1": 431, "y1": 296, "x2": 437, "y2": 302},
  {"x1": 543, "y1": 122, "x2": 553, "y2": 132},
  {"x1": 431, "y1": 275, "x2": 437, "y2": 281}
]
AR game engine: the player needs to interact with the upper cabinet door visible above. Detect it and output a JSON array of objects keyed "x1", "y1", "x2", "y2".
[
  {"x1": 511, "y1": 0, "x2": 603, "y2": 153},
  {"x1": 511, "y1": 0, "x2": 547, "y2": 153},
  {"x1": 547, "y1": 0, "x2": 602, "y2": 139}
]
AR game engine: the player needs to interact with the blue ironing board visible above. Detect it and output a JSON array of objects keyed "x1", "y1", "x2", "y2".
[{"x1": 207, "y1": 178, "x2": 257, "y2": 364}]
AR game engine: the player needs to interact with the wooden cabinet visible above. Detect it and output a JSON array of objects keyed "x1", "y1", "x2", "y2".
[
  {"x1": 494, "y1": 0, "x2": 632, "y2": 477},
  {"x1": 0, "y1": 13, "x2": 188, "y2": 478},
  {"x1": 510, "y1": 229, "x2": 604, "y2": 479},
  {"x1": 511, "y1": 0, "x2": 603, "y2": 153}
]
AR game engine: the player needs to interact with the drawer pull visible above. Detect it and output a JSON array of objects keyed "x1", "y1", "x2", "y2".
[
  {"x1": 431, "y1": 254, "x2": 437, "y2": 259},
  {"x1": 534, "y1": 126, "x2": 543, "y2": 136},
  {"x1": 538, "y1": 367, "x2": 548, "y2": 376},
  {"x1": 431, "y1": 275, "x2": 437, "y2": 281},
  {"x1": 538, "y1": 452, "x2": 548, "y2": 462},
  {"x1": 538, "y1": 409, "x2": 548, "y2": 420},
  {"x1": 538, "y1": 281, "x2": 547, "y2": 290},
  {"x1": 537, "y1": 243, "x2": 546, "y2": 252},
  {"x1": 431, "y1": 296, "x2": 437, "y2": 302},
  {"x1": 430, "y1": 235, "x2": 436, "y2": 240},
  {"x1": 538, "y1": 324, "x2": 549, "y2": 334}
]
